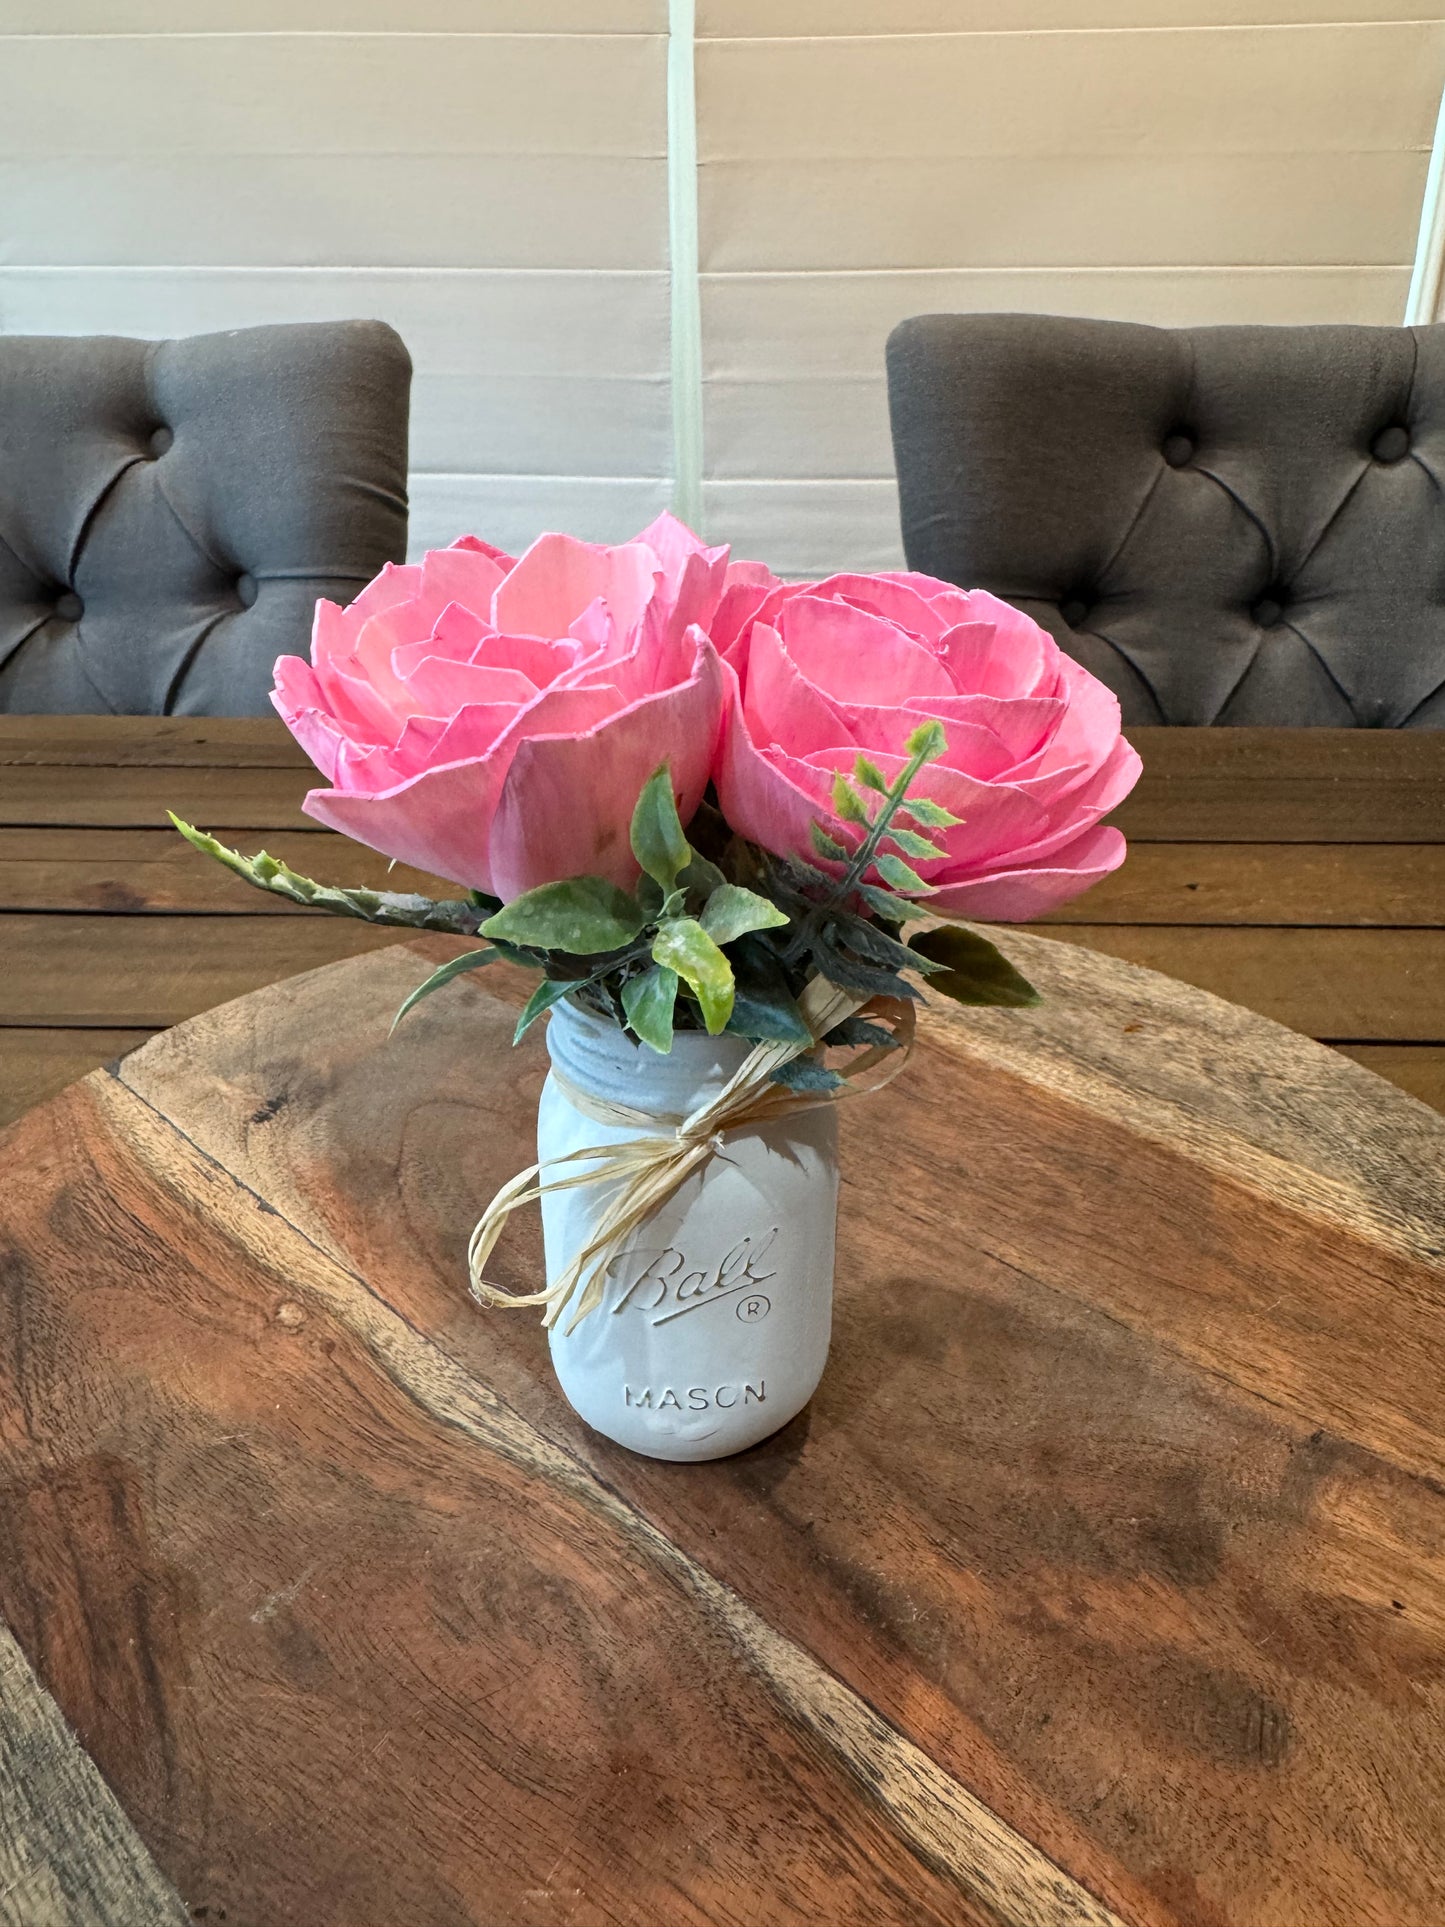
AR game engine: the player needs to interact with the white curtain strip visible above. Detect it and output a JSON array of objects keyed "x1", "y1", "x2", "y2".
[
  {"x1": 1406, "y1": 79, "x2": 1445, "y2": 326},
  {"x1": 668, "y1": 0, "x2": 705, "y2": 530}
]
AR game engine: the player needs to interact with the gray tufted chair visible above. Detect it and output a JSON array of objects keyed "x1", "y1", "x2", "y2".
[
  {"x1": 886, "y1": 314, "x2": 1445, "y2": 726},
  {"x1": 0, "y1": 320, "x2": 411, "y2": 714}
]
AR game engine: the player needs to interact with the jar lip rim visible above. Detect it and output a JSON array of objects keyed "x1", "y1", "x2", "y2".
[{"x1": 546, "y1": 992, "x2": 753, "y2": 1094}]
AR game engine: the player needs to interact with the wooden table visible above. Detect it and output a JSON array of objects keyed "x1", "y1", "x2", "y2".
[
  {"x1": 1, "y1": 717, "x2": 1441, "y2": 1123},
  {"x1": 1, "y1": 930, "x2": 1442, "y2": 1926}
]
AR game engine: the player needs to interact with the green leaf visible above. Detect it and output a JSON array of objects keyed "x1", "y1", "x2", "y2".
[
  {"x1": 874, "y1": 853, "x2": 937, "y2": 896},
  {"x1": 901, "y1": 795, "x2": 964, "y2": 830},
  {"x1": 831, "y1": 770, "x2": 870, "y2": 826},
  {"x1": 621, "y1": 965, "x2": 679, "y2": 1053},
  {"x1": 678, "y1": 849, "x2": 727, "y2": 900},
  {"x1": 699, "y1": 883, "x2": 789, "y2": 947},
  {"x1": 391, "y1": 949, "x2": 499, "y2": 1033},
  {"x1": 908, "y1": 925, "x2": 1042, "y2": 1008},
  {"x1": 809, "y1": 821, "x2": 851, "y2": 863},
  {"x1": 885, "y1": 825, "x2": 946, "y2": 862},
  {"x1": 853, "y1": 754, "x2": 888, "y2": 793},
  {"x1": 904, "y1": 719, "x2": 948, "y2": 763},
  {"x1": 652, "y1": 918, "x2": 735, "y2": 1035},
  {"x1": 857, "y1": 883, "x2": 932, "y2": 922},
  {"x1": 629, "y1": 763, "x2": 691, "y2": 895},
  {"x1": 481, "y1": 876, "x2": 648, "y2": 955},
  {"x1": 513, "y1": 976, "x2": 575, "y2": 1043}
]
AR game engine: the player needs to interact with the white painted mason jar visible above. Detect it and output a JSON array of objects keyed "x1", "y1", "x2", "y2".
[{"x1": 538, "y1": 996, "x2": 838, "y2": 1462}]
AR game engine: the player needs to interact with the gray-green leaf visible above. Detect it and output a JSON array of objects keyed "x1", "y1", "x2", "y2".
[
  {"x1": 904, "y1": 719, "x2": 948, "y2": 762},
  {"x1": 482, "y1": 876, "x2": 648, "y2": 955},
  {"x1": 908, "y1": 924, "x2": 1042, "y2": 1008},
  {"x1": 652, "y1": 917, "x2": 735, "y2": 1035},
  {"x1": 699, "y1": 883, "x2": 789, "y2": 947},
  {"x1": 809, "y1": 821, "x2": 851, "y2": 863},
  {"x1": 902, "y1": 795, "x2": 964, "y2": 829},
  {"x1": 391, "y1": 949, "x2": 499, "y2": 1033},
  {"x1": 513, "y1": 976, "x2": 575, "y2": 1043},
  {"x1": 885, "y1": 825, "x2": 946, "y2": 861},
  {"x1": 874, "y1": 852, "x2": 937, "y2": 896},
  {"x1": 831, "y1": 770, "x2": 870, "y2": 825},
  {"x1": 630, "y1": 763, "x2": 691, "y2": 894},
  {"x1": 770, "y1": 1056, "x2": 844, "y2": 1095},
  {"x1": 621, "y1": 964, "x2": 679, "y2": 1053},
  {"x1": 170, "y1": 815, "x2": 482, "y2": 933},
  {"x1": 856, "y1": 883, "x2": 932, "y2": 922}
]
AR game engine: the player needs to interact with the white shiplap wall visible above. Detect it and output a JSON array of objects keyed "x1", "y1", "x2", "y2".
[
  {"x1": 695, "y1": 3, "x2": 1445, "y2": 575},
  {"x1": 0, "y1": 6, "x2": 672, "y2": 559}
]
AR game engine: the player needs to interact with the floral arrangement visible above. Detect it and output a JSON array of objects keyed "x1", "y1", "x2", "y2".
[{"x1": 175, "y1": 514, "x2": 1140, "y2": 1082}]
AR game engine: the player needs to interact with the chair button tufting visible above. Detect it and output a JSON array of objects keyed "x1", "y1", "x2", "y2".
[
  {"x1": 1370, "y1": 424, "x2": 1409, "y2": 463},
  {"x1": 1060, "y1": 598, "x2": 1090, "y2": 628},
  {"x1": 1252, "y1": 596, "x2": 1284, "y2": 629},
  {"x1": 235, "y1": 572, "x2": 258, "y2": 608},
  {"x1": 54, "y1": 592, "x2": 83, "y2": 622},
  {"x1": 148, "y1": 425, "x2": 174, "y2": 458},
  {"x1": 1162, "y1": 431, "x2": 1196, "y2": 468}
]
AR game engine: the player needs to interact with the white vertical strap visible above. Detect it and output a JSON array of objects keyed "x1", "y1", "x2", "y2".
[
  {"x1": 667, "y1": 0, "x2": 704, "y2": 532},
  {"x1": 1405, "y1": 80, "x2": 1445, "y2": 325}
]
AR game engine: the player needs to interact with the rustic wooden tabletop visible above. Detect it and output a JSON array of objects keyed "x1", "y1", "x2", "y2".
[
  {"x1": 0, "y1": 716, "x2": 1441, "y2": 1120},
  {"x1": 0, "y1": 926, "x2": 1441, "y2": 1926}
]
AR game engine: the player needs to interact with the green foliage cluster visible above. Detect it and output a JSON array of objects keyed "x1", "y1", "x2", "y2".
[{"x1": 172, "y1": 720, "x2": 1040, "y2": 1074}]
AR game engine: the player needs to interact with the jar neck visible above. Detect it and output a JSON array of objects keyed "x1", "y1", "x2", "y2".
[{"x1": 545, "y1": 996, "x2": 752, "y2": 1118}]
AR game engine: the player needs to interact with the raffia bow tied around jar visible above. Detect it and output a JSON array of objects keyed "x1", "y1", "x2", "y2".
[{"x1": 172, "y1": 512, "x2": 1140, "y2": 1460}]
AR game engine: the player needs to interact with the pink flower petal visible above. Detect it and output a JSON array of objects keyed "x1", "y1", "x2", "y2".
[
  {"x1": 492, "y1": 532, "x2": 657, "y2": 641},
  {"x1": 487, "y1": 639, "x2": 724, "y2": 898},
  {"x1": 303, "y1": 753, "x2": 510, "y2": 892},
  {"x1": 716, "y1": 667, "x2": 839, "y2": 870},
  {"x1": 928, "y1": 826, "x2": 1127, "y2": 920},
  {"x1": 418, "y1": 543, "x2": 507, "y2": 621},
  {"x1": 395, "y1": 657, "x2": 537, "y2": 718},
  {"x1": 449, "y1": 533, "x2": 517, "y2": 569},
  {"x1": 777, "y1": 595, "x2": 957, "y2": 707},
  {"x1": 344, "y1": 561, "x2": 423, "y2": 625},
  {"x1": 742, "y1": 622, "x2": 854, "y2": 760},
  {"x1": 271, "y1": 655, "x2": 347, "y2": 783}
]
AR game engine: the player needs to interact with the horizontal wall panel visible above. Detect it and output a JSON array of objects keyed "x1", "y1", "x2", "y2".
[
  {"x1": 0, "y1": 36, "x2": 666, "y2": 267},
  {"x1": 0, "y1": 268, "x2": 671, "y2": 476},
  {"x1": 703, "y1": 267, "x2": 1414, "y2": 372},
  {"x1": 699, "y1": 152, "x2": 1430, "y2": 271},
  {"x1": 14, "y1": 4, "x2": 662, "y2": 27},
  {"x1": 0, "y1": 35, "x2": 664, "y2": 158},
  {"x1": 700, "y1": 267, "x2": 1413, "y2": 479},
  {"x1": 698, "y1": 26, "x2": 1445, "y2": 161},
  {"x1": 408, "y1": 475, "x2": 674, "y2": 560},
  {"x1": 0, "y1": 158, "x2": 666, "y2": 269},
  {"x1": 701, "y1": 3, "x2": 1445, "y2": 33},
  {"x1": 701, "y1": 480, "x2": 905, "y2": 577}
]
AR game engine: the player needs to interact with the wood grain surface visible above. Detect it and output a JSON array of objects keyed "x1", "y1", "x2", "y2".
[
  {"x1": 0, "y1": 1621, "x2": 189, "y2": 1927},
  {"x1": 2, "y1": 933, "x2": 1441, "y2": 1927},
  {"x1": 0, "y1": 719, "x2": 1441, "y2": 1131}
]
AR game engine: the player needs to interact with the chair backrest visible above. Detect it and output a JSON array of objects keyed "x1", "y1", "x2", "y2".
[
  {"x1": 886, "y1": 314, "x2": 1445, "y2": 726},
  {"x1": 0, "y1": 320, "x2": 411, "y2": 714}
]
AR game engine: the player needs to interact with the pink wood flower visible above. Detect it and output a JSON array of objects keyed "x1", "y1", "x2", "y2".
[
  {"x1": 272, "y1": 515, "x2": 729, "y2": 900},
  {"x1": 715, "y1": 574, "x2": 1142, "y2": 920}
]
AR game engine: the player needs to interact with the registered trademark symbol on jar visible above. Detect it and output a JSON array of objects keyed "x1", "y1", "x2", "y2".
[{"x1": 737, "y1": 1294, "x2": 771, "y2": 1323}]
